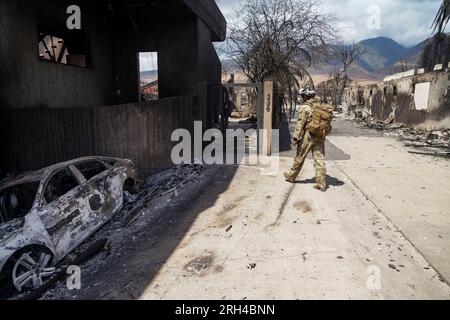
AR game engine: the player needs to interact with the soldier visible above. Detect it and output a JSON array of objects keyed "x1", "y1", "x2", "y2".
[{"x1": 283, "y1": 88, "x2": 333, "y2": 192}]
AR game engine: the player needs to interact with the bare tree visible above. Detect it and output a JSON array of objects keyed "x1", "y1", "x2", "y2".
[
  {"x1": 328, "y1": 42, "x2": 365, "y2": 107},
  {"x1": 224, "y1": 0, "x2": 339, "y2": 125}
]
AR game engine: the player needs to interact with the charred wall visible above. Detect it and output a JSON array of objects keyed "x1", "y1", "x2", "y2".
[
  {"x1": 0, "y1": 0, "x2": 225, "y2": 108},
  {"x1": 0, "y1": 0, "x2": 114, "y2": 109},
  {"x1": 0, "y1": 96, "x2": 195, "y2": 173},
  {"x1": 0, "y1": 0, "x2": 225, "y2": 173},
  {"x1": 343, "y1": 69, "x2": 450, "y2": 130}
]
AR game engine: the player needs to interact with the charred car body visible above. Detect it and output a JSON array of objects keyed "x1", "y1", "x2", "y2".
[{"x1": 0, "y1": 157, "x2": 139, "y2": 294}]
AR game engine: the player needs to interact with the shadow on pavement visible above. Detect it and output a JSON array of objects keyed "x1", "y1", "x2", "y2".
[
  {"x1": 325, "y1": 140, "x2": 351, "y2": 161},
  {"x1": 296, "y1": 175, "x2": 345, "y2": 187}
]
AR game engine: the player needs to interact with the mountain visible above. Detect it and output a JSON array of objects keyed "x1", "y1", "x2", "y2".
[
  {"x1": 373, "y1": 39, "x2": 428, "y2": 77},
  {"x1": 306, "y1": 60, "x2": 380, "y2": 81},
  {"x1": 311, "y1": 36, "x2": 432, "y2": 80},
  {"x1": 403, "y1": 39, "x2": 428, "y2": 64},
  {"x1": 222, "y1": 57, "x2": 380, "y2": 82},
  {"x1": 356, "y1": 37, "x2": 409, "y2": 72},
  {"x1": 219, "y1": 36, "x2": 433, "y2": 83}
]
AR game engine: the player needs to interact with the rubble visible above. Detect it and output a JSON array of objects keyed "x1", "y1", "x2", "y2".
[
  {"x1": 354, "y1": 116, "x2": 450, "y2": 158},
  {"x1": 343, "y1": 67, "x2": 450, "y2": 132}
]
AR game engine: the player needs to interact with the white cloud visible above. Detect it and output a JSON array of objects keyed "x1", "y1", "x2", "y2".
[
  {"x1": 216, "y1": 0, "x2": 448, "y2": 47},
  {"x1": 139, "y1": 52, "x2": 158, "y2": 72}
]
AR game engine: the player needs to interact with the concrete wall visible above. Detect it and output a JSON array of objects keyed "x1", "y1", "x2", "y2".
[
  {"x1": 113, "y1": 14, "x2": 222, "y2": 123},
  {"x1": 343, "y1": 68, "x2": 450, "y2": 131},
  {"x1": 156, "y1": 18, "x2": 199, "y2": 99},
  {"x1": 0, "y1": 0, "x2": 114, "y2": 109},
  {"x1": 196, "y1": 18, "x2": 222, "y2": 86},
  {"x1": 144, "y1": 17, "x2": 220, "y2": 100},
  {"x1": 181, "y1": 0, "x2": 227, "y2": 41},
  {"x1": 193, "y1": 18, "x2": 222, "y2": 126}
]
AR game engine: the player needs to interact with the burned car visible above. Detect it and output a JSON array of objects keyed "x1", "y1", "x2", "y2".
[{"x1": 0, "y1": 157, "x2": 139, "y2": 294}]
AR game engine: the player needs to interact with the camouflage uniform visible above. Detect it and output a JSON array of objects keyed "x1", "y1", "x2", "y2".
[{"x1": 286, "y1": 98, "x2": 327, "y2": 189}]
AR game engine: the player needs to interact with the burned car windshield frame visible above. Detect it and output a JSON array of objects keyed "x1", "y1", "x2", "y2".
[
  {"x1": 0, "y1": 181, "x2": 41, "y2": 224},
  {"x1": 74, "y1": 160, "x2": 108, "y2": 181}
]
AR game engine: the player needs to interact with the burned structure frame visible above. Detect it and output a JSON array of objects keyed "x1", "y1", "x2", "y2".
[{"x1": 0, "y1": 0, "x2": 227, "y2": 174}]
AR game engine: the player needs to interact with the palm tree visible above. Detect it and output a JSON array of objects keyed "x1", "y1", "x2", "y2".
[
  {"x1": 432, "y1": 0, "x2": 450, "y2": 34},
  {"x1": 421, "y1": 0, "x2": 450, "y2": 70}
]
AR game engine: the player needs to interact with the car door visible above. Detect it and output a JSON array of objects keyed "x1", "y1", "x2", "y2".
[
  {"x1": 72, "y1": 160, "x2": 116, "y2": 228},
  {"x1": 37, "y1": 166, "x2": 89, "y2": 258}
]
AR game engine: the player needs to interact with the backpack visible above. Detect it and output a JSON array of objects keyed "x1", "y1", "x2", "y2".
[{"x1": 306, "y1": 100, "x2": 334, "y2": 138}]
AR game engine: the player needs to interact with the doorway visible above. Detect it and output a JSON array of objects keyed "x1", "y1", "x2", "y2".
[{"x1": 139, "y1": 52, "x2": 159, "y2": 101}]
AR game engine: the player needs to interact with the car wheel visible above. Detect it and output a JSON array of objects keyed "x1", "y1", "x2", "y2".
[{"x1": 9, "y1": 247, "x2": 56, "y2": 293}]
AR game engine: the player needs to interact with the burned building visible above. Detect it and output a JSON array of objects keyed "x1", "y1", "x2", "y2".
[
  {"x1": 343, "y1": 63, "x2": 450, "y2": 131},
  {"x1": 0, "y1": 0, "x2": 226, "y2": 173}
]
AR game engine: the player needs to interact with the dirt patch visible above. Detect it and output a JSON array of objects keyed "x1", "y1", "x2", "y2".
[
  {"x1": 184, "y1": 252, "x2": 215, "y2": 276},
  {"x1": 215, "y1": 195, "x2": 248, "y2": 227},
  {"x1": 294, "y1": 201, "x2": 312, "y2": 213},
  {"x1": 214, "y1": 265, "x2": 224, "y2": 273},
  {"x1": 216, "y1": 215, "x2": 236, "y2": 228},
  {"x1": 254, "y1": 212, "x2": 265, "y2": 221},
  {"x1": 235, "y1": 195, "x2": 249, "y2": 203}
]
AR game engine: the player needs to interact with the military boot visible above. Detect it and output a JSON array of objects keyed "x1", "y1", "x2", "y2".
[
  {"x1": 283, "y1": 172, "x2": 296, "y2": 184},
  {"x1": 313, "y1": 184, "x2": 327, "y2": 192}
]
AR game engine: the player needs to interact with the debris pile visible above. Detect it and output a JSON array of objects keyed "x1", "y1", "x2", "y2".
[
  {"x1": 85, "y1": 163, "x2": 205, "y2": 241},
  {"x1": 356, "y1": 116, "x2": 450, "y2": 158},
  {"x1": 145, "y1": 163, "x2": 204, "y2": 194}
]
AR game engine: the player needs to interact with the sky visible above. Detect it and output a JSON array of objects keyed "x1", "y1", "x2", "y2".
[
  {"x1": 140, "y1": 1, "x2": 447, "y2": 71},
  {"x1": 216, "y1": 0, "x2": 448, "y2": 47},
  {"x1": 139, "y1": 52, "x2": 158, "y2": 72}
]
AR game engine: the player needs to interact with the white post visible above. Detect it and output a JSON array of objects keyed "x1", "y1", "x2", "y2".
[{"x1": 263, "y1": 81, "x2": 273, "y2": 156}]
